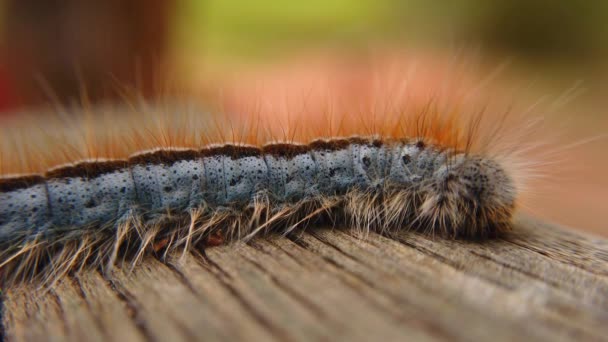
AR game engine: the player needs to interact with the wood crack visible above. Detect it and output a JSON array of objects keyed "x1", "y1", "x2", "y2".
[
  {"x1": 240, "y1": 249, "x2": 330, "y2": 320},
  {"x1": 197, "y1": 249, "x2": 291, "y2": 341},
  {"x1": 71, "y1": 277, "x2": 107, "y2": 338},
  {"x1": 393, "y1": 236, "x2": 513, "y2": 289},
  {"x1": 290, "y1": 232, "x2": 457, "y2": 340},
  {"x1": 504, "y1": 238, "x2": 608, "y2": 278},
  {"x1": 104, "y1": 276, "x2": 156, "y2": 342}
]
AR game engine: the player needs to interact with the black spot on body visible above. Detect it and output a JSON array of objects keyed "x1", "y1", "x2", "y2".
[
  {"x1": 362, "y1": 156, "x2": 371, "y2": 167},
  {"x1": 402, "y1": 155, "x2": 412, "y2": 165},
  {"x1": 229, "y1": 176, "x2": 243, "y2": 186}
]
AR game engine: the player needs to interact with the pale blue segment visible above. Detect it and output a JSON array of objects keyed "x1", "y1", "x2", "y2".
[
  {"x1": 199, "y1": 153, "x2": 271, "y2": 206},
  {"x1": 0, "y1": 184, "x2": 49, "y2": 241},
  {"x1": 388, "y1": 142, "x2": 427, "y2": 186},
  {"x1": 201, "y1": 154, "x2": 227, "y2": 205},
  {"x1": 415, "y1": 148, "x2": 440, "y2": 178},
  {"x1": 222, "y1": 156, "x2": 269, "y2": 204},
  {"x1": 286, "y1": 153, "x2": 318, "y2": 199},
  {"x1": 264, "y1": 152, "x2": 318, "y2": 202},
  {"x1": 263, "y1": 155, "x2": 287, "y2": 199},
  {"x1": 310, "y1": 147, "x2": 355, "y2": 195},
  {"x1": 46, "y1": 169, "x2": 136, "y2": 231},
  {"x1": 131, "y1": 164, "x2": 164, "y2": 211},
  {"x1": 349, "y1": 143, "x2": 391, "y2": 190},
  {"x1": 152, "y1": 159, "x2": 205, "y2": 211},
  {"x1": 130, "y1": 159, "x2": 206, "y2": 220}
]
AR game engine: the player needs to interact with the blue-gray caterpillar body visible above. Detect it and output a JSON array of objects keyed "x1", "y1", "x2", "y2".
[{"x1": 0, "y1": 137, "x2": 516, "y2": 284}]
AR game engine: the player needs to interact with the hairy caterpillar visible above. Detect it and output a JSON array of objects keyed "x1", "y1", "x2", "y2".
[{"x1": 0, "y1": 58, "x2": 533, "y2": 286}]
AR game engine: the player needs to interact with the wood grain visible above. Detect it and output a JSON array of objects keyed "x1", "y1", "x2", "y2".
[{"x1": 2, "y1": 215, "x2": 608, "y2": 341}]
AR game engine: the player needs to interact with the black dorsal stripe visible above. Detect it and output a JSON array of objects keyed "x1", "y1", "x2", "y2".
[
  {"x1": 129, "y1": 149, "x2": 200, "y2": 166},
  {"x1": 347, "y1": 137, "x2": 370, "y2": 145},
  {"x1": 0, "y1": 175, "x2": 46, "y2": 192},
  {"x1": 262, "y1": 143, "x2": 311, "y2": 158},
  {"x1": 45, "y1": 160, "x2": 129, "y2": 180},
  {"x1": 347, "y1": 137, "x2": 384, "y2": 147},
  {"x1": 308, "y1": 139, "x2": 351, "y2": 151},
  {"x1": 200, "y1": 145, "x2": 262, "y2": 159},
  {"x1": 1, "y1": 138, "x2": 398, "y2": 191}
]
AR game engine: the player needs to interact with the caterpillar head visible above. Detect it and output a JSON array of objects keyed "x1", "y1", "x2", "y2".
[{"x1": 419, "y1": 155, "x2": 517, "y2": 238}]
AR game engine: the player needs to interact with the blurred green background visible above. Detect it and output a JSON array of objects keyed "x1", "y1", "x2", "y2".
[
  {"x1": 1, "y1": 0, "x2": 608, "y2": 105},
  {"x1": 172, "y1": 0, "x2": 608, "y2": 61}
]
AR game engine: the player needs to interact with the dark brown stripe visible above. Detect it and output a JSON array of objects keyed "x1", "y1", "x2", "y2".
[
  {"x1": 347, "y1": 137, "x2": 384, "y2": 147},
  {"x1": 0, "y1": 175, "x2": 46, "y2": 192},
  {"x1": 129, "y1": 149, "x2": 200, "y2": 166},
  {"x1": 200, "y1": 145, "x2": 262, "y2": 159},
  {"x1": 262, "y1": 143, "x2": 311, "y2": 158},
  {"x1": 46, "y1": 160, "x2": 130, "y2": 180},
  {"x1": 308, "y1": 139, "x2": 351, "y2": 151},
  {"x1": 347, "y1": 137, "x2": 369, "y2": 145},
  {"x1": 1, "y1": 138, "x2": 396, "y2": 190}
]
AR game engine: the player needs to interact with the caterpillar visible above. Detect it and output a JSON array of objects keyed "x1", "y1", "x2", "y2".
[{"x1": 0, "y1": 59, "x2": 533, "y2": 287}]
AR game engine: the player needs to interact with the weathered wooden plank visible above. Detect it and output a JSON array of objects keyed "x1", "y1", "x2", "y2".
[
  {"x1": 299, "y1": 229, "x2": 545, "y2": 341},
  {"x1": 307, "y1": 227, "x2": 606, "y2": 340},
  {"x1": 4, "y1": 287, "x2": 67, "y2": 342},
  {"x1": 211, "y1": 240, "x2": 433, "y2": 341},
  {"x1": 109, "y1": 257, "x2": 256, "y2": 341},
  {"x1": 169, "y1": 252, "x2": 281, "y2": 341},
  {"x1": 74, "y1": 272, "x2": 146, "y2": 342},
  {"x1": 2, "y1": 215, "x2": 608, "y2": 341}
]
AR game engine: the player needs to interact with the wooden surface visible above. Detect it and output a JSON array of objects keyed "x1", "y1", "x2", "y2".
[{"x1": 2, "y1": 215, "x2": 608, "y2": 341}]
